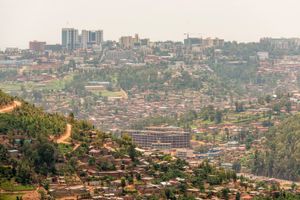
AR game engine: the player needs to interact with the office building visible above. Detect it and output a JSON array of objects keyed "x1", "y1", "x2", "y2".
[
  {"x1": 213, "y1": 38, "x2": 224, "y2": 47},
  {"x1": 260, "y1": 37, "x2": 300, "y2": 49},
  {"x1": 122, "y1": 126, "x2": 191, "y2": 149},
  {"x1": 81, "y1": 30, "x2": 103, "y2": 49},
  {"x1": 184, "y1": 37, "x2": 224, "y2": 48},
  {"x1": 29, "y1": 41, "x2": 46, "y2": 52},
  {"x1": 184, "y1": 37, "x2": 202, "y2": 46},
  {"x1": 119, "y1": 34, "x2": 139, "y2": 49},
  {"x1": 62, "y1": 28, "x2": 79, "y2": 50}
]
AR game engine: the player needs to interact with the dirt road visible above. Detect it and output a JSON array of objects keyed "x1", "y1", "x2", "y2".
[
  {"x1": 0, "y1": 101, "x2": 22, "y2": 113},
  {"x1": 56, "y1": 124, "x2": 72, "y2": 144}
]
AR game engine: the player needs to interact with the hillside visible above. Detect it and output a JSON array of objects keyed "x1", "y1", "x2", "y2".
[
  {"x1": 252, "y1": 114, "x2": 300, "y2": 181},
  {"x1": 0, "y1": 91, "x2": 15, "y2": 109},
  {"x1": 0, "y1": 90, "x2": 300, "y2": 199}
]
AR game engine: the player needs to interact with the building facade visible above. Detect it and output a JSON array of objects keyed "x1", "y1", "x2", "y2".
[
  {"x1": 119, "y1": 34, "x2": 139, "y2": 49},
  {"x1": 29, "y1": 41, "x2": 46, "y2": 52},
  {"x1": 62, "y1": 28, "x2": 79, "y2": 51},
  {"x1": 81, "y1": 30, "x2": 103, "y2": 49},
  {"x1": 122, "y1": 126, "x2": 191, "y2": 149}
]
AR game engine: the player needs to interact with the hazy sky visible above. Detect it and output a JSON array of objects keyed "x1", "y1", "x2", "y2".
[{"x1": 1, "y1": 0, "x2": 300, "y2": 49}]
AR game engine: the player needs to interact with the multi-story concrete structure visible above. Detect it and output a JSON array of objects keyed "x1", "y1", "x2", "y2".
[
  {"x1": 119, "y1": 34, "x2": 139, "y2": 49},
  {"x1": 122, "y1": 126, "x2": 191, "y2": 149},
  {"x1": 212, "y1": 38, "x2": 224, "y2": 47},
  {"x1": 81, "y1": 30, "x2": 103, "y2": 49},
  {"x1": 29, "y1": 41, "x2": 46, "y2": 52},
  {"x1": 62, "y1": 28, "x2": 79, "y2": 51},
  {"x1": 184, "y1": 37, "x2": 224, "y2": 48},
  {"x1": 184, "y1": 37, "x2": 202, "y2": 46},
  {"x1": 260, "y1": 38, "x2": 300, "y2": 49}
]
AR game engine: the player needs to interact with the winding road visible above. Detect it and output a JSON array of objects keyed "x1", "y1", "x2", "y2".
[
  {"x1": 0, "y1": 101, "x2": 22, "y2": 113},
  {"x1": 56, "y1": 123, "x2": 81, "y2": 153},
  {"x1": 56, "y1": 123, "x2": 72, "y2": 144}
]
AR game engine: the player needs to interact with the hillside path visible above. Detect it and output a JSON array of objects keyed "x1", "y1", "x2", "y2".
[
  {"x1": 57, "y1": 123, "x2": 72, "y2": 144},
  {"x1": 0, "y1": 101, "x2": 22, "y2": 113}
]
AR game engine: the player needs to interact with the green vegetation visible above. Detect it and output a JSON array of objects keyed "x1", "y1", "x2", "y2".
[
  {"x1": 252, "y1": 114, "x2": 300, "y2": 181},
  {"x1": 0, "y1": 90, "x2": 14, "y2": 107},
  {"x1": 0, "y1": 101, "x2": 66, "y2": 137},
  {"x1": 66, "y1": 65, "x2": 231, "y2": 97},
  {"x1": 0, "y1": 193, "x2": 24, "y2": 200},
  {"x1": 0, "y1": 181, "x2": 34, "y2": 191},
  {"x1": 0, "y1": 91, "x2": 70, "y2": 186},
  {"x1": 0, "y1": 69, "x2": 18, "y2": 82},
  {"x1": 58, "y1": 143, "x2": 73, "y2": 154}
]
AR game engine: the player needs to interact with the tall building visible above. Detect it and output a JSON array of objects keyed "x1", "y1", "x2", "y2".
[
  {"x1": 29, "y1": 41, "x2": 46, "y2": 52},
  {"x1": 81, "y1": 30, "x2": 89, "y2": 49},
  {"x1": 119, "y1": 34, "x2": 139, "y2": 49},
  {"x1": 62, "y1": 28, "x2": 79, "y2": 51},
  {"x1": 81, "y1": 30, "x2": 103, "y2": 49},
  {"x1": 184, "y1": 37, "x2": 202, "y2": 46},
  {"x1": 95, "y1": 30, "x2": 104, "y2": 45}
]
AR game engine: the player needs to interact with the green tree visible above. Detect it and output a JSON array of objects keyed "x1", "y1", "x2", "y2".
[
  {"x1": 232, "y1": 161, "x2": 241, "y2": 173},
  {"x1": 121, "y1": 177, "x2": 126, "y2": 188},
  {"x1": 214, "y1": 110, "x2": 223, "y2": 124},
  {"x1": 16, "y1": 162, "x2": 32, "y2": 184},
  {"x1": 128, "y1": 144, "x2": 137, "y2": 162},
  {"x1": 221, "y1": 188, "x2": 230, "y2": 200},
  {"x1": 236, "y1": 192, "x2": 241, "y2": 200}
]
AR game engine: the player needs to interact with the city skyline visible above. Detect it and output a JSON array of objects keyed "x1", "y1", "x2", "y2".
[{"x1": 1, "y1": 0, "x2": 300, "y2": 49}]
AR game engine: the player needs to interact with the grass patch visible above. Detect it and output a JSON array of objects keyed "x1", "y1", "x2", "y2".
[
  {"x1": 0, "y1": 181, "x2": 35, "y2": 192},
  {"x1": 94, "y1": 90, "x2": 123, "y2": 97},
  {"x1": 58, "y1": 143, "x2": 73, "y2": 154},
  {"x1": 0, "y1": 193, "x2": 24, "y2": 200}
]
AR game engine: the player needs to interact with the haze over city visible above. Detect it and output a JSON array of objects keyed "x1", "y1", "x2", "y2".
[
  {"x1": 1, "y1": 0, "x2": 300, "y2": 49},
  {"x1": 3, "y1": 0, "x2": 300, "y2": 199}
]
